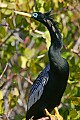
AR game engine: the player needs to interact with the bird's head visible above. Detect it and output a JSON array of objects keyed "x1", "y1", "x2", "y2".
[
  {"x1": 14, "y1": 10, "x2": 63, "y2": 49},
  {"x1": 14, "y1": 11, "x2": 53, "y2": 23},
  {"x1": 32, "y1": 11, "x2": 53, "y2": 22},
  {"x1": 31, "y1": 12, "x2": 45, "y2": 22}
]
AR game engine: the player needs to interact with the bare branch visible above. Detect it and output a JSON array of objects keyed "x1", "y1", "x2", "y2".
[
  {"x1": 0, "y1": 63, "x2": 9, "y2": 79},
  {"x1": 17, "y1": 75, "x2": 27, "y2": 111},
  {"x1": 24, "y1": 76, "x2": 33, "y2": 85},
  {"x1": 73, "y1": 37, "x2": 80, "y2": 50},
  {"x1": 0, "y1": 24, "x2": 8, "y2": 26},
  {"x1": 34, "y1": 0, "x2": 37, "y2": 9},
  {"x1": 0, "y1": 29, "x2": 20, "y2": 47},
  {"x1": 4, "y1": 91, "x2": 10, "y2": 114},
  {"x1": 1, "y1": 73, "x2": 15, "y2": 96},
  {"x1": 71, "y1": 49, "x2": 80, "y2": 57},
  {"x1": 71, "y1": 37, "x2": 80, "y2": 57}
]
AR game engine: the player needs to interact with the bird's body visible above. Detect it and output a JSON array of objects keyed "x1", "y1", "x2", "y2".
[
  {"x1": 26, "y1": 61, "x2": 69, "y2": 120},
  {"x1": 26, "y1": 58, "x2": 67, "y2": 120},
  {"x1": 18, "y1": 11, "x2": 69, "y2": 120}
]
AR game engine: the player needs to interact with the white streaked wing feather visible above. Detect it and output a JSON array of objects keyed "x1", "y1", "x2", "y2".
[{"x1": 27, "y1": 64, "x2": 50, "y2": 110}]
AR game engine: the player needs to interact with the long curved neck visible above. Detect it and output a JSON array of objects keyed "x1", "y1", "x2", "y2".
[
  {"x1": 42, "y1": 18, "x2": 66, "y2": 75},
  {"x1": 42, "y1": 18, "x2": 63, "y2": 50}
]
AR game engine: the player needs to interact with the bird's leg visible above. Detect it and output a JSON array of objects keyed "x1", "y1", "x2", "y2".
[{"x1": 44, "y1": 107, "x2": 63, "y2": 120}]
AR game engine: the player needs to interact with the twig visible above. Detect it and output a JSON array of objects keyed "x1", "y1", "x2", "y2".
[
  {"x1": 34, "y1": 30, "x2": 44, "y2": 35},
  {"x1": 0, "y1": 32, "x2": 13, "y2": 47},
  {"x1": 0, "y1": 63, "x2": 9, "y2": 79},
  {"x1": 34, "y1": 0, "x2": 37, "y2": 9},
  {"x1": 17, "y1": 75, "x2": 27, "y2": 111},
  {"x1": 73, "y1": 37, "x2": 80, "y2": 50},
  {"x1": 71, "y1": 37, "x2": 80, "y2": 57},
  {"x1": 0, "y1": 29, "x2": 19, "y2": 47},
  {"x1": 9, "y1": 53, "x2": 33, "y2": 85},
  {"x1": 19, "y1": 73, "x2": 33, "y2": 85},
  {"x1": 24, "y1": 76, "x2": 33, "y2": 85},
  {"x1": 4, "y1": 91, "x2": 10, "y2": 116},
  {"x1": 1, "y1": 73, "x2": 15, "y2": 96},
  {"x1": 0, "y1": 24, "x2": 8, "y2": 26},
  {"x1": 71, "y1": 49, "x2": 80, "y2": 57}
]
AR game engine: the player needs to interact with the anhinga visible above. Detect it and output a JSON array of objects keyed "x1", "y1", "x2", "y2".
[{"x1": 15, "y1": 11, "x2": 69, "y2": 120}]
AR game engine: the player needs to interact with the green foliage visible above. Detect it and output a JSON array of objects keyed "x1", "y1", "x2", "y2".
[{"x1": 0, "y1": 0, "x2": 80, "y2": 119}]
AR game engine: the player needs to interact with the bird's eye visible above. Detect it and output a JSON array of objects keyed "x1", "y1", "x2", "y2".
[{"x1": 33, "y1": 13, "x2": 38, "y2": 18}]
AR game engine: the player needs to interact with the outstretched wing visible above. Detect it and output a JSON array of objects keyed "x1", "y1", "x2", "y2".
[{"x1": 27, "y1": 64, "x2": 50, "y2": 110}]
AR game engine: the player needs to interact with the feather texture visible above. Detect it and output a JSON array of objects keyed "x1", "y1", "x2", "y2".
[{"x1": 27, "y1": 64, "x2": 50, "y2": 110}]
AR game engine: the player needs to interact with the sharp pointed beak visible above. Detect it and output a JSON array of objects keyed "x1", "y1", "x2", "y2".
[{"x1": 14, "y1": 11, "x2": 32, "y2": 18}]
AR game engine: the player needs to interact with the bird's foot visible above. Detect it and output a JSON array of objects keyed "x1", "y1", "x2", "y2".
[
  {"x1": 44, "y1": 107, "x2": 63, "y2": 120},
  {"x1": 54, "y1": 107, "x2": 63, "y2": 120},
  {"x1": 44, "y1": 108, "x2": 57, "y2": 120}
]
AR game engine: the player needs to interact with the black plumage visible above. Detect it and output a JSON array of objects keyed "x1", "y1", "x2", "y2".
[{"x1": 26, "y1": 11, "x2": 69, "y2": 120}]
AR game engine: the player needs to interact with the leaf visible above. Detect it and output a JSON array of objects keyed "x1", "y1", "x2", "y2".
[
  {"x1": 14, "y1": 114, "x2": 24, "y2": 120},
  {"x1": 20, "y1": 56, "x2": 27, "y2": 68},
  {"x1": 69, "y1": 109, "x2": 78, "y2": 118},
  {"x1": 72, "y1": 97, "x2": 80, "y2": 106},
  {"x1": 0, "y1": 26, "x2": 6, "y2": 38},
  {"x1": 29, "y1": 0, "x2": 34, "y2": 9},
  {"x1": 0, "y1": 3, "x2": 7, "y2": 8},
  {"x1": 24, "y1": 48, "x2": 35, "y2": 59},
  {"x1": 6, "y1": 18, "x2": 14, "y2": 29},
  {"x1": 15, "y1": 15, "x2": 23, "y2": 27},
  {"x1": 0, "y1": 100, "x2": 4, "y2": 114},
  {"x1": 31, "y1": 22, "x2": 37, "y2": 29},
  {"x1": 0, "y1": 91, "x2": 3, "y2": 100},
  {"x1": 39, "y1": 7, "x2": 45, "y2": 12},
  {"x1": 58, "y1": 0, "x2": 64, "y2": 3},
  {"x1": 1, "y1": 9, "x2": 12, "y2": 15},
  {"x1": 8, "y1": 3, "x2": 15, "y2": 9}
]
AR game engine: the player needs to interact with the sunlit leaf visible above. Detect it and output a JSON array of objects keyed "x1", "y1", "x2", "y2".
[
  {"x1": 20, "y1": 56, "x2": 27, "y2": 68},
  {"x1": 58, "y1": 0, "x2": 64, "y2": 3},
  {"x1": 0, "y1": 3, "x2": 7, "y2": 8},
  {"x1": 29, "y1": 0, "x2": 34, "y2": 9},
  {"x1": 1, "y1": 9, "x2": 12, "y2": 15},
  {"x1": 31, "y1": 22, "x2": 37, "y2": 29},
  {"x1": 71, "y1": 97, "x2": 80, "y2": 106},
  {"x1": 0, "y1": 100, "x2": 4, "y2": 114},
  {"x1": 0, "y1": 91, "x2": 3, "y2": 100}
]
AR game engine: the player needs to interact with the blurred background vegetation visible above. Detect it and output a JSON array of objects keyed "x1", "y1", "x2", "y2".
[{"x1": 0, "y1": 0, "x2": 80, "y2": 120}]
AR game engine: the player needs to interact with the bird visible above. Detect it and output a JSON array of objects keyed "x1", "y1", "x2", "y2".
[{"x1": 14, "y1": 10, "x2": 69, "y2": 120}]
